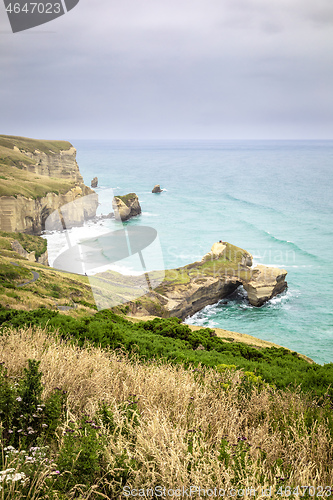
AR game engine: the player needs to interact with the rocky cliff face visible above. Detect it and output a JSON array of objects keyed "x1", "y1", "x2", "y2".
[
  {"x1": 0, "y1": 138, "x2": 98, "y2": 234},
  {"x1": 15, "y1": 145, "x2": 84, "y2": 183},
  {"x1": 0, "y1": 185, "x2": 97, "y2": 234}
]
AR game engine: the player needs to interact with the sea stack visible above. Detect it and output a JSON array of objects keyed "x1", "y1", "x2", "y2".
[
  {"x1": 91, "y1": 177, "x2": 98, "y2": 188},
  {"x1": 112, "y1": 193, "x2": 141, "y2": 221},
  {"x1": 243, "y1": 265, "x2": 288, "y2": 307},
  {"x1": 152, "y1": 184, "x2": 162, "y2": 193}
]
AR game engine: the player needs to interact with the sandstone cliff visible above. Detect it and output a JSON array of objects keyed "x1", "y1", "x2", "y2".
[{"x1": 0, "y1": 135, "x2": 98, "y2": 234}]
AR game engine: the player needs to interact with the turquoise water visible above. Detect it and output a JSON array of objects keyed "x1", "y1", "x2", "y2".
[{"x1": 70, "y1": 140, "x2": 333, "y2": 364}]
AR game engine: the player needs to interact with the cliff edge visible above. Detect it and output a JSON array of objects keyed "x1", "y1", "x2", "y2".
[{"x1": 0, "y1": 135, "x2": 98, "y2": 234}]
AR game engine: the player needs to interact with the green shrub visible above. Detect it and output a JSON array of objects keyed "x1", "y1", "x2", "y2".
[
  {"x1": 0, "y1": 308, "x2": 332, "y2": 400},
  {"x1": 0, "y1": 359, "x2": 67, "y2": 450}
]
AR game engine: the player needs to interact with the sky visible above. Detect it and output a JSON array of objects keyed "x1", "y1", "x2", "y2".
[{"x1": 1, "y1": 0, "x2": 333, "y2": 140}]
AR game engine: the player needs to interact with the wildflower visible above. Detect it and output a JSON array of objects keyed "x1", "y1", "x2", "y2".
[
  {"x1": 0, "y1": 469, "x2": 15, "y2": 475},
  {"x1": 8, "y1": 430, "x2": 13, "y2": 434},
  {"x1": 16, "y1": 396, "x2": 22, "y2": 401},
  {"x1": 42, "y1": 423, "x2": 48, "y2": 428}
]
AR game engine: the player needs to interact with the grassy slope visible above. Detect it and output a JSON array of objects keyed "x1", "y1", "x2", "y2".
[
  {"x1": 0, "y1": 232, "x2": 97, "y2": 316},
  {"x1": 156, "y1": 242, "x2": 253, "y2": 288},
  {"x1": 0, "y1": 135, "x2": 72, "y2": 154},
  {"x1": 0, "y1": 230, "x2": 47, "y2": 258},
  {"x1": 0, "y1": 135, "x2": 77, "y2": 198}
]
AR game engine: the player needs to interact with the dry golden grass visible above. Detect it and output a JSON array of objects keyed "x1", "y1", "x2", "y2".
[{"x1": 0, "y1": 325, "x2": 332, "y2": 497}]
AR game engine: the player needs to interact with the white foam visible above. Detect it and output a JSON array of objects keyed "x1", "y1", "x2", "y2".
[
  {"x1": 282, "y1": 265, "x2": 314, "y2": 268},
  {"x1": 267, "y1": 289, "x2": 293, "y2": 307},
  {"x1": 43, "y1": 218, "x2": 112, "y2": 267}
]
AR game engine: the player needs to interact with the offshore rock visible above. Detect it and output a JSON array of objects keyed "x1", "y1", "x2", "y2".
[
  {"x1": 112, "y1": 193, "x2": 141, "y2": 221},
  {"x1": 91, "y1": 177, "x2": 98, "y2": 188},
  {"x1": 152, "y1": 184, "x2": 162, "y2": 193},
  {"x1": 243, "y1": 264, "x2": 288, "y2": 307}
]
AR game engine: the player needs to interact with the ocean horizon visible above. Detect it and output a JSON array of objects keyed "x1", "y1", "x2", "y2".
[{"x1": 44, "y1": 139, "x2": 333, "y2": 365}]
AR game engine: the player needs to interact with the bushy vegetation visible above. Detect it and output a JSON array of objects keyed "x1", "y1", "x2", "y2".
[
  {"x1": 0, "y1": 325, "x2": 332, "y2": 499},
  {"x1": 0, "y1": 307, "x2": 332, "y2": 399}
]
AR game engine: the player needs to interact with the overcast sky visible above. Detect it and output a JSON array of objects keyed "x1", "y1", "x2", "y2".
[{"x1": 1, "y1": 0, "x2": 333, "y2": 140}]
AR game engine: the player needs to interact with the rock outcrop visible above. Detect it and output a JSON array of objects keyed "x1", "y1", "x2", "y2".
[
  {"x1": 0, "y1": 136, "x2": 98, "y2": 234},
  {"x1": 152, "y1": 184, "x2": 162, "y2": 193},
  {"x1": 112, "y1": 193, "x2": 141, "y2": 221},
  {"x1": 11, "y1": 240, "x2": 49, "y2": 266},
  {"x1": 243, "y1": 265, "x2": 288, "y2": 307},
  {"x1": 91, "y1": 177, "x2": 98, "y2": 188},
  {"x1": 125, "y1": 242, "x2": 287, "y2": 319}
]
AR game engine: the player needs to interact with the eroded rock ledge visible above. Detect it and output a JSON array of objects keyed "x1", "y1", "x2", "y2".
[{"x1": 124, "y1": 242, "x2": 287, "y2": 319}]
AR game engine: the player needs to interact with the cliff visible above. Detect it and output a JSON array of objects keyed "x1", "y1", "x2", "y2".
[{"x1": 0, "y1": 135, "x2": 98, "y2": 234}]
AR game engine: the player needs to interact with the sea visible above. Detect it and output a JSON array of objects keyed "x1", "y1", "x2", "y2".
[{"x1": 44, "y1": 140, "x2": 333, "y2": 365}]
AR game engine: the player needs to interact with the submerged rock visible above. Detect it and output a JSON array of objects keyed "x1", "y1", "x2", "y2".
[
  {"x1": 112, "y1": 193, "x2": 141, "y2": 221},
  {"x1": 152, "y1": 184, "x2": 162, "y2": 193}
]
